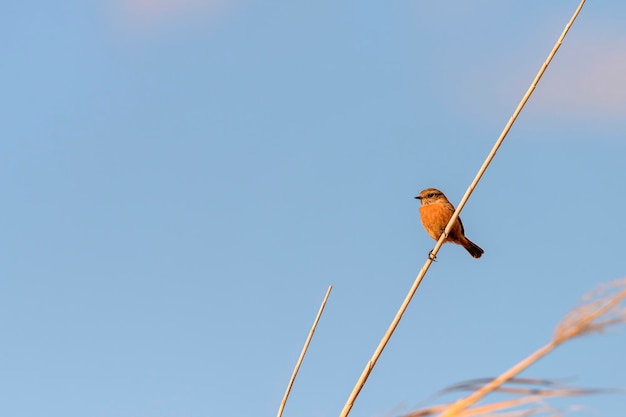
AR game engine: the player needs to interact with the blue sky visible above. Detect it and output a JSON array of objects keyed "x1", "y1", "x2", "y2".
[{"x1": 2, "y1": 1, "x2": 625, "y2": 416}]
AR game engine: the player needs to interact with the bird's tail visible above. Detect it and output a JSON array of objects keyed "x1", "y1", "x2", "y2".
[{"x1": 462, "y1": 238, "x2": 484, "y2": 259}]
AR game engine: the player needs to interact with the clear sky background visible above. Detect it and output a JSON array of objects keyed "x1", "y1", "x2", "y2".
[{"x1": 2, "y1": 1, "x2": 625, "y2": 416}]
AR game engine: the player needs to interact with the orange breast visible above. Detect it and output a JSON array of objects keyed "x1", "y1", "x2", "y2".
[{"x1": 419, "y1": 204, "x2": 463, "y2": 242}]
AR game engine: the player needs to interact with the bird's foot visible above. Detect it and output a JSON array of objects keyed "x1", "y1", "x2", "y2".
[{"x1": 428, "y1": 250, "x2": 437, "y2": 261}]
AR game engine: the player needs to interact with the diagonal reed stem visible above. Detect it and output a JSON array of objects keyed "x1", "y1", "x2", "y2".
[
  {"x1": 276, "y1": 285, "x2": 332, "y2": 417},
  {"x1": 338, "y1": 2, "x2": 586, "y2": 416}
]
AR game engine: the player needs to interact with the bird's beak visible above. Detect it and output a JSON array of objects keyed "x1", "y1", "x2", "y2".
[{"x1": 414, "y1": 196, "x2": 421, "y2": 200}]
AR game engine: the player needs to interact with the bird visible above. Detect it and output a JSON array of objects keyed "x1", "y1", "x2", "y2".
[{"x1": 415, "y1": 188, "x2": 484, "y2": 259}]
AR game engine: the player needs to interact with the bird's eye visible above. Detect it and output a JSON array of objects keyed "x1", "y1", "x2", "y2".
[{"x1": 428, "y1": 193, "x2": 435, "y2": 198}]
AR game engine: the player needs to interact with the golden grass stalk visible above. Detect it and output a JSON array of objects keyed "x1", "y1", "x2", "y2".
[
  {"x1": 409, "y1": 278, "x2": 626, "y2": 417},
  {"x1": 407, "y1": 379, "x2": 614, "y2": 417},
  {"x1": 276, "y1": 285, "x2": 332, "y2": 417},
  {"x1": 338, "y1": 2, "x2": 587, "y2": 416},
  {"x1": 432, "y1": 0, "x2": 587, "y2": 259},
  {"x1": 406, "y1": 397, "x2": 546, "y2": 417}
]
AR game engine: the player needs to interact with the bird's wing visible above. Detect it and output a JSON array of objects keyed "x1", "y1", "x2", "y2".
[{"x1": 457, "y1": 214, "x2": 466, "y2": 235}]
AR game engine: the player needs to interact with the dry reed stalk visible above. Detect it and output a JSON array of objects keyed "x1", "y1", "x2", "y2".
[
  {"x1": 430, "y1": 0, "x2": 587, "y2": 257},
  {"x1": 338, "y1": 2, "x2": 587, "y2": 416},
  {"x1": 454, "y1": 396, "x2": 546, "y2": 417},
  {"x1": 403, "y1": 396, "x2": 543, "y2": 417},
  {"x1": 412, "y1": 394, "x2": 578, "y2": 417},
  {"x1": 276, "y1": 285, "x2": 332, "y2": 417},
  {"x1": 555, "y1": 279, "x2": 626, "y2": 342},
  {"x1": 435, "y1": 278, "x2": 626, "y2": 417}
]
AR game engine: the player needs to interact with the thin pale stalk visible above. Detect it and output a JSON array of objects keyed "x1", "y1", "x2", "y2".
[
  {"x1": 276, "y1": 285, "x2": 332, "y2": 417},
  {"x1": 555, "y1": 287, "x2": 626, "y2": 342},
  {"x1": 434, "y1": 0, "x2": 586, "y2": 256},
  {"x1": 338, "y1": 2, "x2": 586, "y2": 416},
  {"x1": 457, "y1": 395, "x2": 545, "y2": 416},
  {"x1": 402, "y1": 396, "x2": 543, "y2": 417},
  {"x1": 339, "y1": 259, "x2": 435, "y2": 417}
]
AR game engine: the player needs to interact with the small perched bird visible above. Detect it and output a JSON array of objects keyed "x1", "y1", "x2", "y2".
[{"x1": 415, "y1": 188, "x2": 484, "y2": 259}]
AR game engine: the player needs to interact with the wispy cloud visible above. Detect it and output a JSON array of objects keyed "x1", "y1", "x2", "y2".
[
  {"x1": 109, "y1": 0, "x2": 232, "y2": 32},
  {"x1": 456, "y1": 32, "x2": 626, "y2": 125},
  {"x1": 529, "y1": 36, "x2": 626, "y2": 118}
]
